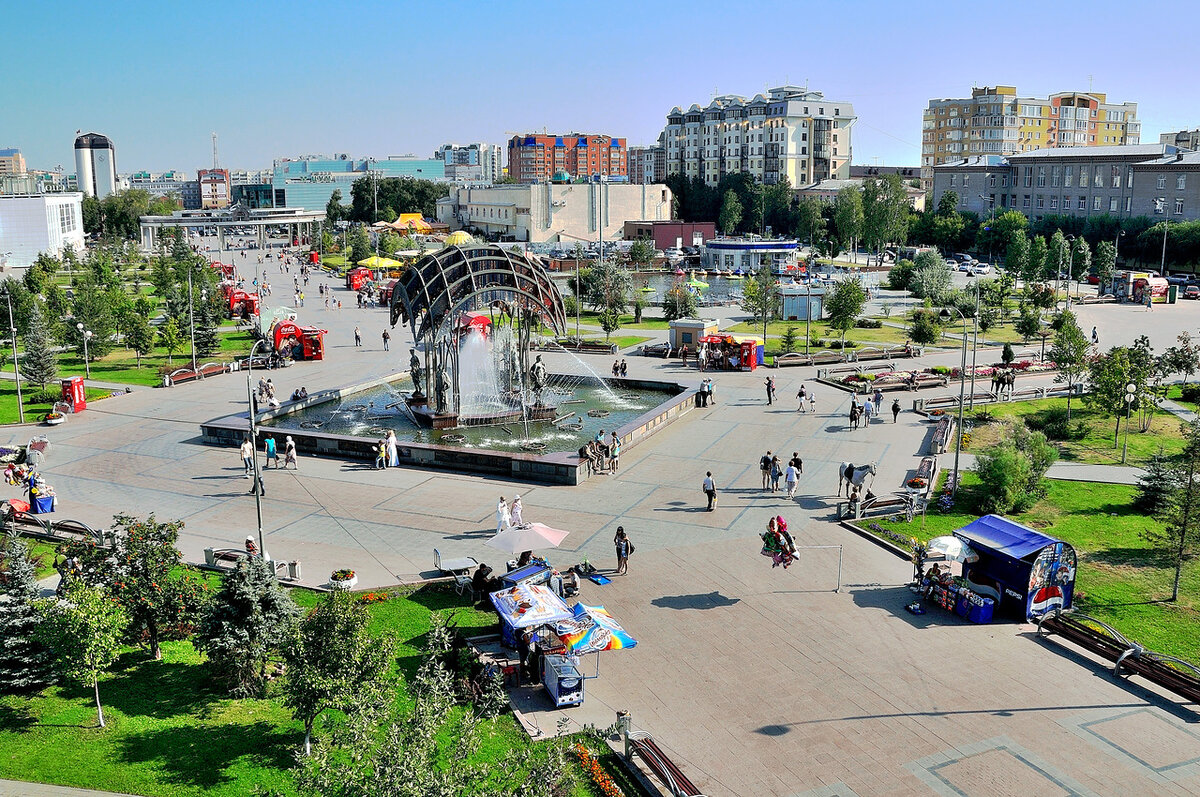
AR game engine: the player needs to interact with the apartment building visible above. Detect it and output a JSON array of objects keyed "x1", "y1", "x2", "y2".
[
  {"x1": 921, "y1": 86, "x2": 1140, "y2": 190},
  {"x1": 658, "y1": 86, "x2": 855, "y2": 187},
  {"x1": 506, "y1": 134, "x2": 627, "y2": 184},
  {"x1": 435, "y1": 143, "x2": 503, "y2": 184},
  {"x1": 0, "y1": 148, "x2": 27, "y2": 176},
  {"x1": 627, "y1": 146, "x2": 660, "y2": 184},
  {"x1": 1160, "y1": 129, "x2": 1200, "y2": 152}
]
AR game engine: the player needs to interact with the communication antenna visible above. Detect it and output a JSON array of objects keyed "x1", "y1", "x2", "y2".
[{"x1": 212, "y1": 132, "x2": 219, "y2": 170}]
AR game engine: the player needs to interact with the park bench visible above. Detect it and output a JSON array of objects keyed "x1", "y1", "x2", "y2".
[
  {"x1": 929, "y1": 416, "x2": 956, "y2": 455},
  {"x1": 851, "y1": 348, "x2": 897, "y2": 364},
  {"x1": 627, "y1": 732, "x2": 706, "y2": 797},
  {"x1": 774, "y1": 352, "x2": 811, "y2": 368},
  {"x1": 6, "y1": 508, "x2": 111, "y2": 548}
]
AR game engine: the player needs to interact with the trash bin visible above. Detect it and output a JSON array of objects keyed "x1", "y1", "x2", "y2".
[
  {"x1": 954, "y1": 591, "x2": 971, "y2": 618},
  {"x1": 287, "y1": 560, "x2": 302, "y2": 580},
  {"x1": 204, "y1": 548, "x2": 216, "y2": 566},
  {"x1": 1168, "y1": 284, "x2": 1178, "y2": 304}
]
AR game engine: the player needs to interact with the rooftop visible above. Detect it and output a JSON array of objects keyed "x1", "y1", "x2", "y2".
[
  {"x1": 1133, "y1": 150, "x2": 1200, "y2": 167},
  {"x1": 1008, "y1": 144, "x2": 1173, "y2": 161},
  {"x1": 932, "y1": 155, "x2": 1008, "y2": 169}
]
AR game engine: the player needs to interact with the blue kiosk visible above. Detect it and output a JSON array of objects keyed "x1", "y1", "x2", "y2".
[{"x1": 953, "y1": 515, "x2": 1077, "y2": 620}]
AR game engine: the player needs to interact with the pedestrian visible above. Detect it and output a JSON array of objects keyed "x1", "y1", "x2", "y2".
[
  {"x1": 283, "y1": 436, "x2": 298, "y2": 470},
  {"x1": 496, "y1": 495, "x2": 511, "y2": 533},
  {"x1": 849, "y1": 403, "x2": 860, "y2": 430},
  {"x1": 257, "y1": 375, "x2": 268, "y2": 400},
  {"x1": 703, "y1": 471, "x2": 717, "y2": 511},
  {"x1": 873, "y1": 388, "x2": 884, "y2": 408},
  {"x1": 789, "y1": 451, "x2": 804, "y2": 477},
  {"x1": 769, "y1": 455, "x2": 782, "y2": 493},
  {"x1": 612, "y1": 359, "x2": 620, "y2": 377},
  {"x1": 620, "y1": 359, "x2": 628, "y2": 377},
  {"x1": 614, "y1": 526, "x2": 633, "y2": 575},
  {"x1": 609, "y1": 432, "x2": 621, "y2": 473},
  {"x1": 1091, "y1": 326, "x2": 1099, "y2": 345},
  {"x1": 299, "y1": 291, "x2": 305, "y2": 307},
  {"x1": 375, "y1": 438, "x2": 387, "y2": 470},
  {"x1": 765, "y1": 375, "x2": 775, "y2": 404},
  {"x1": 354, "y1": 326, "x2": 362, "y2": 347},
  {"x1": 264, "y1": 435, "x2": 278, "y2": 469},
  {"x1": 892, "y1": 398, "x2": 902, "y2": 422},
  {"x1": 863, "y1": 397, "x2": 875, "y2": 426},
  {"x1": 510, "y1": 495, "x2": 524, "y2": 526},
  {"x1": 808, "y1": 390, "x2": 816, "y2": 413},
  {"x1": 760, "y1": 450, "x2": 773, "y2": 490},
  {"x1": 248, "y1": 470, "x2": 265, "y2": 496},
  {"x1": 240, "y1": 438, "x2": 253, "y2": 477},
  {"x1": 797, "y1": 384, "x2": 807, "y2": 412},
  {"x1": 386, "y1": 430, "x2": 399, "y2": 467},
  {"x1": 382, "y1": 329, "x2": 391, "y2": 351}
]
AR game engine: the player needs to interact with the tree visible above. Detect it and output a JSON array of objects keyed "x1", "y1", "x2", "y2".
[
  {"x1": 1049, "y1": 310, "x2": 1090, "y2": 421},
  {"x1": 931, "y1": 212, "x2": 966, "y2": 252},
  {"x1": 1085, "y1": 346, "x2": 1141, "y2": 445},
  {"x1": 69, "y1": 273, "x2": 117, "y2": 359},
  {"x1": 348, "y1": 226, "x2": 373, "y2": 265},
  {"x1": 1070, "y1": 237, "x2": 1092, "y2": 284},
  {"x1": 833, "y1": 187, "x2": 864, "y2": 260},
  {"x1": 158, "y1": 318, "x2": 183, "y2": 365},
  {"x1": 283, "y1": 589, "x2": 396, "y2": 756},
  {"x1": 586, "y1": 260, "x2": 631, "y2": 322},
  {"x1": 1028, "y1": 235, "x2": 1048, "y2": 284},
  {"x1": 1001, "y1": 342, "x2": 1015, "y2": 366},
  {"x1": 974, "y1": 440, "x2": 1033, "y2": 514},
  {"x1": 741, "y1": 264, "x2": 780, "y2": 341},
  {"x1": 936, "y1": 191, "x2": 960, "y2": 217},
  {"x1": 1045, "y1": 230, "x2": 1069, "y2": 283},
  {"x1": 887, "y1": 258, "x2": 915, "y2": 290},
  {"x1": 20, "y1": 302, "x2": 58, "y2": 389},
  {"x1": 193, "y1": 555, "x2": 299, "y2": 697},
  {"x1": 1162, "y1": 332, "x2": 1200, "y2": 386},
  {"x1": 780, "y1": 326, "x2": 799, "y2": 354},
  {"x1": 1133, "y1": 451, "x2": 1176, "y2": 515},
  {"x1": 325, "y1": 189, "x2": 348, "y2": 224},
  {"x1": 825, "y1": 278, "x2": 867, "y2": 348},
  {"x1": 861, "y1": 175, "x2": 910, "y2": 262},
  {"x1": 628, "y1": 238, "x2": 654, "y2": 265},
  {"x1": 1145, "y1": 421, "x2": 1200, "y2": 601},
  {"x1": 193, "y1": 301, "x2": 219, "y2": 360},
  {"x1": 661, "y1": 283, "x2": 697, "y2": 321},
  {"x1": 1014, "y1": 304, "x2": 1042, "y2": 343},
  {"x1": 127, "y1": 314, "x2": 155, "y2": 367},
  {"x1": 795, "y1": 197, "x2": 825, "y2": 245},
  {"x1": 38, "y1": 582, "x2": 128, "y2": 727},
  {"x1": 107, "y1": 514, "x2": 209, "y2": 661},
  {"x1": 718, "y1": 190, "x2": 743, "y2": 235},
  {"x1": 909, "y1": 251, "x2": 952, "y2": 301},
  {"x1": 1094, "y1": 240, "x2": 1117, "y2": 291},
  {"x1": 908, "y1": 309, "x2": 942, "y2": 346},
  {"x1": 977, "y1": 211, "x2": 1028, "y2": 262},
  {"x1": 377, "y1": 231, "x2": 401, "y2": 258},
  {"x1": 0, "y1": 530, "x2": 56, "y2": 696},
  {"x1": 1007, "y1": 231, "x2": 1030, "y2": 282}
]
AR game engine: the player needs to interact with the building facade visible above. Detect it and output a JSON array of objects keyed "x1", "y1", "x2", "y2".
[
  {"x1": 1160, "y1": 129, "x2": 1200, "y2": 151},
  {"x1": 0, "y1": 192, "x2": 85, "y2": 268},
  {"x1": 658, "y1": 86, "x2": 855, "y2": 187},
  {"x1": 627, "y1": 146, "x2": 661, "y2": 184},
  {"x1": 197, "y1": 168, "x2": 231, "y2": 209},
  {"x1": 74, "y1": 132, "x2": 118, "y2": 198},
  {"x1": 435, "y1": 143, "x2": 503, "y2": 184},
  {"x1": 270, "y1": 155, "x2": 446, "y2": 210},
  {"x1": 622, "y1": 220, "x2": 715, "y2": 250},
  {"x1": 231, "y1": 183, "x2": 273, "y2": 209},
  {"x1": 928, "y1": 143, "x2": 1200, "y2": 222},
  {"x1": 436, "y1": 183, "x2": 671, "y2": 243},
  {"x1": 796, "y1": 177, "x2": 926, "y2": 212},
  {"x1": 921, "y1": 86, "x2": 1140, "y2": 190},
  {"x1": 0, "y1": 148, "x2": 26, "y2": 176},
  {"x1": 126, "y1": 171, "x2": 191, "y2": 205},
  {"x1": 506, "y1": 134, "x2": 627, "y2": 184}
]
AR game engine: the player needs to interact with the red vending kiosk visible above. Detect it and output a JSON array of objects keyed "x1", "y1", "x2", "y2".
[{"x1": 61, "y1": 376, "x2": 87, "y2": 413}]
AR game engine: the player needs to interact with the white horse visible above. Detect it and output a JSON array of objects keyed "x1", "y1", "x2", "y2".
[{"x1": 838, "y1": 462, "x2": 878, "y2": 496}]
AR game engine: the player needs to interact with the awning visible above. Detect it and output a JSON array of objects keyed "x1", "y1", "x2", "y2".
[
  {"x1": 490, "y1": 583, "x2": 573, "y2": 629},
  {"x1": 553, "y1": 603, "x2": 637, "y2": 654},
  {"x1": 954, "y1": 514, "x2": 1062, "y2": 560}
]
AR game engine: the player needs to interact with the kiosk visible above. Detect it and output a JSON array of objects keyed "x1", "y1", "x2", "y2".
[
  {"x1": 228, "y1": 289, "x2": 260, "y2": 320},
  {"x1": 345, "y1": 267, "x2": 372, "y2": 291},
  {"x1": 953, "y1": 515, "x2": 1076, "y2": 619},
  {"x1": 60, "y1": 377, "x2": 86, "y2": 413},
  {"x1": 272, "y1": 321, "x2": 328, "y2": 361}
]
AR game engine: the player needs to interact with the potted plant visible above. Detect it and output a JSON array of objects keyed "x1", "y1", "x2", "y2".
[
  {"x1": 906, "y1": 477, "x2": 927, "y2": 491},
  {"x1": 43, "y1": 411, "x2": 66, "y2": 426},
  {"x1": 329, "y1": 568, "x2": 357, "y2": 589}
]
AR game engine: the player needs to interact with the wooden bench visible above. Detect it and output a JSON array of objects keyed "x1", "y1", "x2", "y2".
[{"x1": 628, "y1": 734, "x2": 705, "y2": 796}]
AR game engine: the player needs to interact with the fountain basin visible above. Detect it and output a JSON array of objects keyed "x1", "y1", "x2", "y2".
[{"x1": 199, "y1": 372, "x2": 698, "y2": 485}]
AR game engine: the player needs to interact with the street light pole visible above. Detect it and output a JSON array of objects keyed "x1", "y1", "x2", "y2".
[
  {"x1": 1066, "y1": 234, "x2": 1076, "y2": 309},
  {"x1": 245, "y1": 338, "x2": 269, "y2": 562},
  {"x1": 4, "y1": 291, "x2": 23, "y2": 423},
  {"x1": 1122, "y1": 381, "x2": 1136, "y2": 465},
  {"x1": 940, "y1": 307, "x2": 968, "y2": 496},
  {"x1": 75, "y1": 322, "x2": 91, "y2": 379},
  {"x1": 188, "y1": 266, "x2": 198, "y2": 374}
]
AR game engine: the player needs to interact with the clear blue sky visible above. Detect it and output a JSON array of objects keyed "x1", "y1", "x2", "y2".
[{"x1": 6, "y1": 0, "x2": 1199, "y2": 175}]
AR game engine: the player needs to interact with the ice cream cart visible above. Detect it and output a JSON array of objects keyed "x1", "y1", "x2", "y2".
[{"x1": 541, "y1": 654, "x2": 584, "y2": 707}]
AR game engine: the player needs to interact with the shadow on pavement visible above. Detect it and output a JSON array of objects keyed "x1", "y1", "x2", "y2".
[
  {"x1": 848, "y1": 584, "x2": 975, "y2": 628},
  {"x1": 651, "y1": 591, "x2": 740, "y2": 610}
]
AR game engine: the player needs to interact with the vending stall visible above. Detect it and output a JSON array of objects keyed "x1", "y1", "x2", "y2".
[
  {"x1": 730, "y1": 335, "x2": 765, "y2": 369},
  {"x1": 228, "y1": 289, "x2": 260, "y2": 320},
  {"x1": 345, "y1": 267, "x2": 373, "y2": 291},
  {"x1": 60, "y1": 377, "x2": 87, "y2": 413},
  {"x1": 457, "y1": 311, "x2": 492, "y2": 338},
  {"x1": 952, "y1": 514, "x2": 1076, "y2": 619},
  {"x1": 272, "y1": 320, "x2": 328, "y2": 361},
  {"x1": 210, "y1": 261, "x2": 235, "y2": 279}
]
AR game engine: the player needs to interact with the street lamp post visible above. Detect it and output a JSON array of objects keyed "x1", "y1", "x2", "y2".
[
  {"x1": 940, "y1": 307, "x2": 968, "y2": 496},
  {"x1": 804, "y1": 281, "x2": 812, "y2": 355},
  {"x1": 188, "y1": 266, "x2": 198, "y2": 374},
  {"x1": 1122, "y1": 381, "x2": 1136, "y2": 465},
  {"x1": 245, "y1": 338, "x2": 270, "y2": 562},
  {"x1": 1065, "y1": 234, "x2": 1076, "y2": 309},
  {"x1": 978, "y1": 194, "x2": 996, "y2": 265},
  {"x1": 75, "y1": 322, "x2": 92, "y2": 379},
  {"x1": 4, "y1": 290, "x2": 23, "y2": 423}
]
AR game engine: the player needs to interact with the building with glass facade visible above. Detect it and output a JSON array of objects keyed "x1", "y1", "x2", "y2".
[{"x1": 270, "y1": 155, "x2": 445, "y2": 210}]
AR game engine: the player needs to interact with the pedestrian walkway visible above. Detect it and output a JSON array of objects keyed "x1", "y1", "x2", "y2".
[
  {"x1": 1159, "y1": 396, "x2": 1198, "y2": 424},
  {"x1": 950, "y1": 453, "x2": 1145, "y2": 485},
  {"x1": 0, "y1": 780, "x2": 137, "y2": 797}
]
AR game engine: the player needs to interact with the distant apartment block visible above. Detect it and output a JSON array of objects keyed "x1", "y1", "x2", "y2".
[
  {"x1": 506, "y1": 134, "x2": 627, "y2": 184},
  {"x1": 658, "y1": 86, "x2": 855, "y2": 187},
  {"x1": 0, "y1": 148, "x2": 27, "y2": 176},
  {"x1": 921, "y1": 85, "x2": 1140, "y2": 190},
  {"x1": 628, "y1": 146, "x2": 660, "y2": 184},
  {"x1": 270, "y1": 155, "x2": 445, "y2": 211},
  {"x1": 436, "y1": 143, "x2": 503, "y2": 183},
  {"x1": 1160, "y1": 128, "x2": 1200, "y2": 152},
  {"x1": 198, "y1": 168, "x2": 231, "y2": 209}
]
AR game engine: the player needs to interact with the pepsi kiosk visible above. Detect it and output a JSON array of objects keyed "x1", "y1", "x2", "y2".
[{"x1": 952, "y1": 515, "x2": 1076, "y2": 620}]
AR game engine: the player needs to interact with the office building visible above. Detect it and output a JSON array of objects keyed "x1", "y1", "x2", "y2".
[
  {"x1": 435, "y1": 143, "x2": 503, "y2": 184},
  {"x1": 198, "y1": 169, "x2": 231, "y2": 209},
  {"x1": 231, "y1": 183, "x2": 273, "y2": 209},
  {"x1": 506, "y1": 134, "x2": 627, "y2": 184},
  {"x1": 921, "y1": 86, "x2": 1140, "y2": 190},
  {"x1": 0, "y1": 192, "x2": 85, "y2": 269},
  {"x1": 622, "y1": 220, "x2": 714, "y2": 250},
  {"x1": 126, "y1": 171, "x2": 191, "y2": 206},
  {"x1": 658, "y1": 86, "x2": 855, "y2": 187},
  {"x1": 0, "y1": 148, "x2": 26, "y2": 176},
  {"x1": 796, "y1": 178, "x2": 926, "y2": 212},
  {"x1": 1160, "y1": 129, "x2": 1200, "y2": 152},
  {"x1": 74, "y1": 132, "x2": 118, "y2": 198},
  {"x1": 628, "y1": 146, "x2": 661, "y2": 184},
  {"x1": 270, "y1": 154, "x2": 445, "y2": 210},
  {"x1": 928, "y1": 143, "x2": 1200, "y2": 222},
  {"x1": 436, "y1": 182, "x2": 671, "y2": 243}
]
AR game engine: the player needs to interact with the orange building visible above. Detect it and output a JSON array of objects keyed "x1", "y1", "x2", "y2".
[{"x1": 507, "y1": 134, "x2": 627, "y2": 183}]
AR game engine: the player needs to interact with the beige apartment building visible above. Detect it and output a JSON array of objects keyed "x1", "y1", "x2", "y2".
[
  {"x1": 0, "y1": 148, "x2": 27, "y2": 176},
  {"x1": 921, "y1": 86, "x2": 1140, "y2": 190}
]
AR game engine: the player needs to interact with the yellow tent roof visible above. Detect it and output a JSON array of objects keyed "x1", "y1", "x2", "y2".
[
  {"x1": 356, "y1": 256, "x2": 387, "y2": 267},
  {"x1": 445, "y1": 231, "x2": 473, "y2": 246}
]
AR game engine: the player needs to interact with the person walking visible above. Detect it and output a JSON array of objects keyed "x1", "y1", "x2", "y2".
[
  {"x1": 892, "y1": 398, "x2": 902, "y2": 423},
  {"x1": 496, "y1": 496, "x2": 511, "y2": 533},
  {"x1": 797, "y1": 384, "x2": 807, "y2": 412},
  {"x1": 703, "y1": 471, "x2": 717, "y2": 511},
  {"x1": 760, "y1": 450, "x2": 773, "y2": 491},
  {"x1": 863, "y1": 397, "x2": 875, "y2": 427},
  {"x1": 382, "y1": 329, "x2": 391, "y2": 351},
  {"x1": 614, "y1": 527, "x2": 633, "y2": 575},
  {"x1": 784, "y1": 459, "x2": 799, "y2": 499},
  {"x1": 849, "y1": 403, "x2": 860, "y2": 431},
  {"x1": 609, "y1": 432, "x2": 621, "y2": 473},
  {"x1": 510, "y1": 495, "x2": 524, "y2": 526},
  {"x1": 873, "y1": 388, "x2": 884, "y2": 408},
  {"x1": 1091, "y1": 326, "x2": 1099, "y2": 345},
  {"x1": 264, "y1": 435, "x2": 278, "y2": 469},
  {"x1": 354, "y1": 326, "x2": 362, "y2": 347},
  {"x1": 240, "y1": 438, "x2": 254, "y2": 477},
  {"x1": 375, "y1": 438, "x2": 387, "y2": 470},
  {"x1": 620, "y1": 359, "x2": 628, "y2": 377},
  {"x1": 769, "y1": 455, "x2": 783, "y2": 493},
  {"x1": 765, "y1": 375, "x2": 776, "y2": 404},
  {"x1": 283, "y1": 436, "x2": 298, "y2": 470},
  {"x1": 808, "y1": 390, "x2": 816, "y2": 413},
  {"x1": 386, "y1": 430, "x2": 399, "y2": 467}
]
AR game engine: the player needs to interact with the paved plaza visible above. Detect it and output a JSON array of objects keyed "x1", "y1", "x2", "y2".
[{"x1": 7, "y1": 270, "x2": 1200, "y2": 796}]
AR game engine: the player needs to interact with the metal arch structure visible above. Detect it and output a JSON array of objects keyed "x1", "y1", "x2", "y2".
[{"x1": 389, "y1": 243, "x2": 567, "y2": 342}]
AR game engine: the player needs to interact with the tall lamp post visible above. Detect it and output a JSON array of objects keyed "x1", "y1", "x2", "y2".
[
  {"x1": 939, "y1": 307, "x2": 968, "y2": 496},
  {"x1": 75, "y1": 322, "x2": 92, "y2": 379},
  {"x1": 188, "y1": 266, "x2": 199, "y2": 374},
  {"x1": 978, "y1": 194, "x2": 996, "y2": 265},
  {"x1": 3, "y1": 289, "x2": 23, "y2": 423},
  {"x1": 245, "y1": 338, "x2": 270, "y2": 562},
  {"x1": 1121, "y1": 382, "x2": 1136, "y2": 465},
  {"x1": 1065, "y1": 234, "x2": 1076, "y2": 309}
]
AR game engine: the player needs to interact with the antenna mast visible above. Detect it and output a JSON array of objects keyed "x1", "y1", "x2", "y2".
[{"x1": 211, "y1": 132, "x2": 219, "y2": 170}]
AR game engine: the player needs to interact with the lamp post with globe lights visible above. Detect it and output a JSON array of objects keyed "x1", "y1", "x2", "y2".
[{"x1": 76, "y1": 322, "x2": 92, "y2": 379}]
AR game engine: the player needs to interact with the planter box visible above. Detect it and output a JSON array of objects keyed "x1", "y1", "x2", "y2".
[{"x1": 330, "y1": 575, "x2": 358, "y2": 590}]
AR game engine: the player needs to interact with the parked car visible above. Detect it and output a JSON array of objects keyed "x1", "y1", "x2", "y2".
[
  {"x1": 944, "y1": 259, "x2": 959, "y2": 269},
  {"x1": 969, "y1": 263, "x2": 992, "y2": 275},
  {"x1": 1166, "y1": 275, "x2": 1190, "y2": 287},
  {"x1": 1184, "y1": 285, "x2": 1200, "y2": 300}
]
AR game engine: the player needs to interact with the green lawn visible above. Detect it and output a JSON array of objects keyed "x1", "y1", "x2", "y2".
[
  {"x1": 963, "y1": 397, "x2": 1187, "y2": 466},
  {"x1": 1164, "y1": 384, "x2": 1200, "y2": 414},
  {"x1": 580, "y1": 335, "x2": 653, "y2": 350},
  {"x1": 574, "y1": 310, "x2": 671, "y2": 331},
  {"x1": 0, "y1": 582, "x2": 638, "y2": 797},
  {"x1": 730, "y1": 319, "x2": 932, "y2": 351},
  {"x1": 853, "y1": 476, "x2": 1200, "y2": 663},
  {"x1": 0, "y1": 383, "x2": 114, "y2": 425}
]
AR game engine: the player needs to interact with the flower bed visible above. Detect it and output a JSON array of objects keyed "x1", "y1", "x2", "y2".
[
  {"x1": 573, "y1": 742, "x2": 624, "y2": 797},
  {"x1": 866, "y1": 521, "x2": 919, "y2": 551},
  {"x1": 906, "y1": 477, "x2": 927, "y2": 490},
  {"x1": 330, "y1": 568, "x2": 358, "y2": 589}
]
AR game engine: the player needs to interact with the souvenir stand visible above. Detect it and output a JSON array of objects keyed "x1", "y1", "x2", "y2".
[{"x1": 490, "y1": 583, "x2": 574, "y2": 649}]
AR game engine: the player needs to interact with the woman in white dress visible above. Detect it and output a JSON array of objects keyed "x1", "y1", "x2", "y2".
[
  {"x1": 510, "y1": 495, "x2": 524, "y2": 527},
  {"x1": 386, "y1": 430, "x2": 399, "y2": 467}
]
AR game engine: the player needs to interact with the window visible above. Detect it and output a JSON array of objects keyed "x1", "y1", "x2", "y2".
[
  {"x1": 1176, "y1": 198, "x2": 1185, "y2": 215},
  {"x1": 1051, "y1": 166, "x2": 1060, "y2": 187},
  {"x1": 963, "y1": 175, "x2": 969, "y2": 188},
  {"x1": 1178, "y1": 174, "x2": 1187, "y2": 190},
  {"x1": 1050, "y1": 195, "x2": 1059, "y2": 209},
  {"x1": 1111, "y1": 165, "x2": 1121, "y2": 188},
  {"x1": 1093, "y1": 196, "x2": 1103, "y2": 211},
  {"x1": 1154, "y1": 197, "x2": 1166, "y2": 214},
  {"x1": 1128, "y1": 167, "x2": 1134, "y2": 187},
  {"x1": 989, "y1": 175, "x2": 996, "y2": 187},
  {"x1": 1078, "y1": 196, "x2": 1087, "y2": 210},
  {"x1": 1126, "y1": 197, "x2": 1132, "y2": 212},
  {"x1": 950, "y1": 174, "x2": 957, "y2": 187},
  {"x1": 1023, "y1": 195, "x2": 1031, "y2": 208},
  {"x1": 1110, "y1": 197, "x2": 1119, "y2": 212},
  {"x1": 1080, "y1": 169, "x2": 1089, "y2": 187},
  {"x1": 1157, "y1": 174, "x2": 1167, "y2": 189},
  {"x1": 1064, "y1": 165, "x2": 1073, "y2": 187},
  {"x1": 1036, "y1": 195, "x2": 1045, "y2": 209},
  {"x1": 1094, "y1": 167, "x2": 1104, "y2": 188},
  {"x1": 1037, "y1": 166, "x2": 1046, "y2": 187},
  {"x1": 1024, "y1": 168, "x2": 1032, "y2": 188}
]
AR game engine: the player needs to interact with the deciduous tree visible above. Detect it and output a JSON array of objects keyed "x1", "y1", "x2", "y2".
[
  {"x1": 740, "y1": 264, "x2": 780, "y2": 341},
  {"x1": 38, "y1": 582, "x2": 128, "y2": 727},
  {"x1": 825, "y1": 278, "x2": 867, "y2": 348},
  {"x1": 158, "y1": 318, "x2": 183, "y2": 365},
  {"x1": 1094, "y1": 239, "x2": 1117, "y2": 291},
  {"x1": 1049, "y1": 309, "x2": 1090, "y2": 421},
  {"x1": 718, "y1": 190, "x2": 743, "y2": 235}
]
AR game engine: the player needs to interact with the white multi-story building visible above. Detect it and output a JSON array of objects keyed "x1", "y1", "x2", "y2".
[
  {"x1": 0, "y1": 192, "x2": 85, "y2": 269},
  {"x1": 658, "y1": 86, "x2": 855, "y2": 187},
  {"x1": 435, "y1": 143, "x2": 503, "y2": 184},
  {"x1": 74, "y1": 132, "x2": 118, "y2": 198}
]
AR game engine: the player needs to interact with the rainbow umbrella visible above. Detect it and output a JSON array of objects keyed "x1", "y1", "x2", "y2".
[{"x1": 554, "y1": 603, "x2": 637, "y2": 654}]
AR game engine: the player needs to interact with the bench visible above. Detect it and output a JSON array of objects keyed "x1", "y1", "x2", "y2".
[{"x1": 628, "y1": 734, "x2": 705, "y2": 796}]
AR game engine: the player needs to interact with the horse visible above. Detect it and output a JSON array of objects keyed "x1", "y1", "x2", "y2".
[
  {"x1": 990, "y1": 369, "x2": 1016, "y2": 397},
  {"x1": 838, "y1": 462, "x2": 878, "y2": 496}
]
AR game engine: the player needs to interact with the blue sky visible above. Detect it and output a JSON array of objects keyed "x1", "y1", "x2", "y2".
[{"x1": 6, "y1": 0, "x2": 1199, "y2": 174}]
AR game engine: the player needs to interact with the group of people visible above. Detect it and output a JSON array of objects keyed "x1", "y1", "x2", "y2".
[
  {"x1": 847, "y1": 388, "x2": 902, "y2": 430},
  {"x1": 256, "y1": 377, "x2": 281, "y2": 409},
  {"x1": 374, "y1": 430, "x2": 400, "y2": 469},
  {"x1": 795, "y1": 384, "x2": 817, "y2": 413},
  {"x1": 760, "y1": 515, "x2": 798, "y2": 569},
  {"x1": 610, "y1": 359, "x2": 629, "y2": 378},
  {"x1": 759, "y1": 450, "x2": 804, "y2": 498},
  {"x1": 697, "y1": 378, "x2": 716, "y2": 406},
  {"x1": 578, "y1": 430, "x2": 621, "y2": 476},
  {"x1": 495, "y1": 494, "x2": 526, "y2": 532},
  {"x1": 241, "y1": 434, "x2": 297, "y2": 478}
]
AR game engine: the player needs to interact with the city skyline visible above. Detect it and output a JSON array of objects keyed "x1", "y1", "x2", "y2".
[{"x1": 6, "y1": 0, "x2": 1200, "y2": 175}]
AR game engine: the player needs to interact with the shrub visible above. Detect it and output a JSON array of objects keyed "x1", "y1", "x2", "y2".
[
  {"x1": 828, "y1": 339, "x2": 858, "y2": 350},
  {"x1": 855, "y1": 318, "x2": 884, "y2": 329},
  {"x1": 974, "y1": 443, "x2": 1033, "y2": 514},
  {"x1": 1181, "y1": 384, "x2": 1200, "y2": 404},
  {"x1": 931, "y1": 366, "x2": 951, "y2": 375},
  {"x1": 1024, "y1": 407, "x2": 1086, "y2": 441},
  {"x1": 26, "y1": 388, "x2": 61, "y2": 405}
]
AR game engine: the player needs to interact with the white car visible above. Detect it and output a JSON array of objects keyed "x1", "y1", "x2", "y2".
[
  {"x1": 944, "y1": 259, "x2": 959, "y2": 269},
  {"x1": 970, "y1": 263, "x2": 992, "y2": 275}
]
